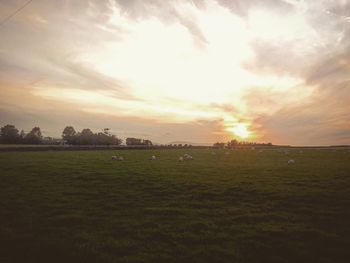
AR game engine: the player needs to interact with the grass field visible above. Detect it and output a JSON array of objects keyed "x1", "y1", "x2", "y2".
[{"x1": 0, "y1": 148, "x2": 350, "y2": 263}]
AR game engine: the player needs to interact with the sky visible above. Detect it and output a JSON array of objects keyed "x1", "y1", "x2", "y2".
[{"x1": 0, "y1": 0, "x2": 349, "y2": 145}]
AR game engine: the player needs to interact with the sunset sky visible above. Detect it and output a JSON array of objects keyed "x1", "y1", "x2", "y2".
[{"x1": 0, "y1": 0, "x2": 349, "y2": 145}]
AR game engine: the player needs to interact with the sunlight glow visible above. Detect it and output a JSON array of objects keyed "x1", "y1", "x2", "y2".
[
  {"x1": 73, "y1": 1, "x2": 307, "y2": 123},
  {"x1": 29, "y1": 0, "x2": 322, "y2": 141},
  {"x1": 1, "y1": 0, "x2": 347, "y2": 145},
  {"x1": 227, "y1": 123, "x2": 251, "y2": 139},
  {"x1": 223, "y1": 116, "x2": 253, "y2": 139}
]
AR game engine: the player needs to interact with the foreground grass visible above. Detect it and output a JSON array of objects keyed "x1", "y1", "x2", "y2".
[{"x1": 0, "y1": 148, "x2": 349, "y2": 263}]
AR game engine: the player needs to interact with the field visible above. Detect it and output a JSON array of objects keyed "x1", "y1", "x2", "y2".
[{"x1": 0, "y1": 148, "x2": 350, "y2": 263}]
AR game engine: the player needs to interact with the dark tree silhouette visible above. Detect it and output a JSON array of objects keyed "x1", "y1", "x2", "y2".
[
  {"x1": 126, "y1": 137, "x2": 152, "y2": 146},
  {"x1": 214, "y1": 140, "x2": 273, "y2": 148},
  {"x1": 19, "y1": 130, "x2": 26, "y2": 140},
  {"x1": 61, "y1": 126, "x2": 122, "y2": 145},
  {"x1": 0, "y1": 124, "x2": 20, "y2": 144},
  {"x1": 25, "y1": 127, "x2": 43, "y2": 144},
  {"x1": 103, "y1": 128, "x2": 110, "y2": 135},
  {"x1": 213, "y1": 142, "x2": 225, "y2": 148},
  {"x1": 0, "y1": 124, "x2": 125, "y2": 146},
  {"x1": 126, "y1": 137, "x2": 142, "y2": 145},
  {"x1": 62, "y1": 126, "x2": 76, "y2": 144},
  {"x1": 227, "y1": 139, "x2": 238, "y2": 148},
  {"x1": 76, "y1": 129, "x2": 94, "y2": 145},
  {"x1": 143, "y1": 139, "x2": 153, "y2": 146}
]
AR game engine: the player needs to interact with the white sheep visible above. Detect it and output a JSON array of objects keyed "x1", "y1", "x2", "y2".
[
  {"x1": 184, "y1": 154, "x2": 193, "y2": 160},
  {"x1": 111, "y1": 155, "x2": 118, "y2": 160},
  {"x1": 118, "y1": 156, "x2": 124, "y2": 161},
  {"x1": 179, "y1": 156, "x2": 184, "y2": 162},
  {"x1": 288, "y1": 159, "x2": 295, "y2": 165},
  {"x1": 151, "y1": 155, "x2": 156, "y2": 160}
]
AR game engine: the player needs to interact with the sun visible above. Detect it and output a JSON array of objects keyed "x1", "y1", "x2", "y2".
[{"x1": 228, "y1": 123, "x2": 251, "y2": 139}]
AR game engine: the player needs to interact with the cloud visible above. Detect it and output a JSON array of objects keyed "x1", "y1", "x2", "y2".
[
  {"x1": 257, "y1": 42, "x2": 350, "y2": 145},
  {"x1": 0, "y1": 0, "x2": 349, "y2": 145},
  {"x1": 215, "y1": 0, "x2": 295, "y2": 17}
]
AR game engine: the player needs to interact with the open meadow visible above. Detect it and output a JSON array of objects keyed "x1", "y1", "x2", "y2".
[{"x1": 1, "y1": 148, "x2": 350, "y2": 263}]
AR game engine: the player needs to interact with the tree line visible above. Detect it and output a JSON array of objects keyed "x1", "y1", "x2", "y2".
[
  {"x1": 0, "y1": 125, "x2": 43, "y2": 144},
  {"x1": 62, "y1": 126, "x2": 122, "y2": 145},
  {"x1": 213, "y1": 139, "x2": 273, "y2": 148},
  {"x1": 125, "y1": 137, "x2": 153, "y2": 146},
  {"x1": 0, "y1": 124, "x2": 153, "y2": 146}
]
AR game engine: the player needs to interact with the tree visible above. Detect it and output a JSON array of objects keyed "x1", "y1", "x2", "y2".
[
  {"x1": 227, "y1": 139, "x2": 238, "y2": 148},
  {"x1": 103, "y1": 128, "x2": 110, "y2": 135},
  {"x1": 95, "y1": 132, "x2": 121, "y2": 145},
  {"x1": 77, "y1": 128, "x2": 94, "y2": 145},
  {"x1": 142, "y1": 139, "x2": 153, "y2": 146},
  {"x1": 0, "y1": 124, "x2": 20, "y2": 144},
  {"x1": 96, "y1": 128, "x2": 122, "y2": 145},
  {"x1": 126, "y1": 137, "x2": 142, "y2": 145},
  {"x1": 213, "y1": 142, "x2": 225, "y2": 148},
  {"x1": 62, "y1": 126, "x2": 77, "y2": 144},
  {"x1": 19, "y1": 130, "x2": 26, "y2": 140},
  {"x1": 63, "y1": 127, "x2": 122, "y2": 145},
  {"x1": 25, "y1": 127, "x2": 43, "y2": 144},
  {"x1": 112, "y1": 136, "x2": 122, "y2": 146},
  {"x1": 126, "y1": 137, "x2": 152, "y2": 146}
]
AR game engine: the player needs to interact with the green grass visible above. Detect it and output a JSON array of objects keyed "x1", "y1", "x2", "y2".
[{"x1": 0, "y1": 148, "x2": 350, "y2": 263}]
